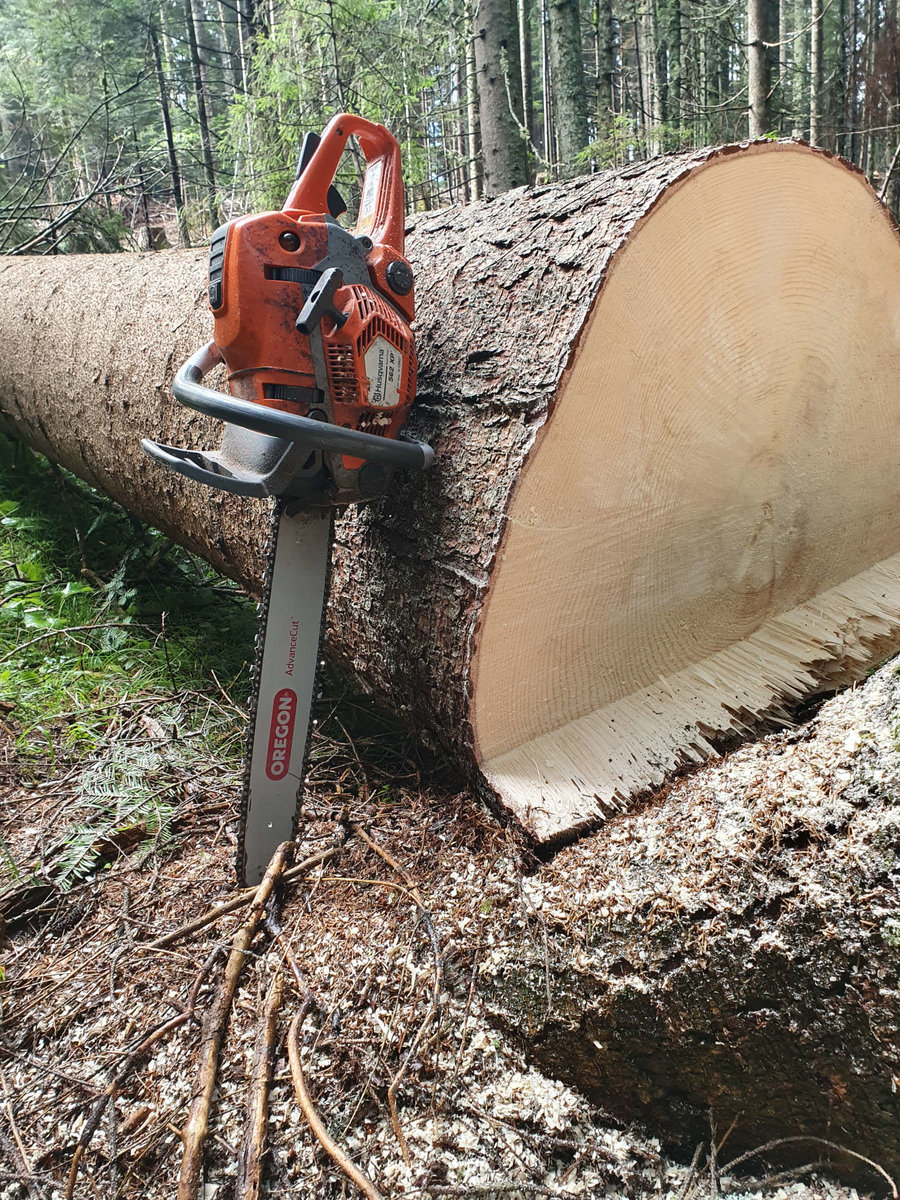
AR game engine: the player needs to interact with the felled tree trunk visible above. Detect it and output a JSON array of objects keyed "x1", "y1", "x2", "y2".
[
  {"x1": 478, "y1": 658, "x2": 900, "y2": 1185},
  {"x1": 1, "y1": 141, "x2": 900, "y2": 847}
]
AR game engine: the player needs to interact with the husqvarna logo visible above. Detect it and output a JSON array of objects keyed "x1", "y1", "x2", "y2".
[{"x1": 266, "y1": 688, "x2": 297, "y2": 779}]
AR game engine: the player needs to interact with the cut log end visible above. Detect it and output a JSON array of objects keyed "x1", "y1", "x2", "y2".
[{"x1": 470, "y1": 144, "x2": 900, "y2": 841}]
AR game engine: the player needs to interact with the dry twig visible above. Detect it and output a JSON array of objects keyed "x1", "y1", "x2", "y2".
[
  {"x1": 676, "y1": 1142, "x2": 704, "y2": 1200},
  {"x1": 235, "y1": 970, "x2": 283, "y2": 1200},
  {"x1": 722, "y1": 1135, "x2": 898, "y2": 1198},
  {"x1": 709, "y1": 1114, "x2": 722, "y2": 1195},
  {"x1": 287, "y1": 1008, "x2": 385, "y2": 1200},
  {"x1": 145, "y1": 842, "x2": 344, "y2": 951},
  {"x1": 0, "y1": 1065, "x2": 45, "y2": 1200},
  {"x1": 65, "y1": 946, "x2": 223, "y2": 1200},
  {"x1": 177, "y1": 841, "x2": 293, "y2": 1200}
]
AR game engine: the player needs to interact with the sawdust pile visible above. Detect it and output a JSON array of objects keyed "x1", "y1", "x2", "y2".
[{"x1": 2, "y1": 664, "x2": 899, "y2": 1197}]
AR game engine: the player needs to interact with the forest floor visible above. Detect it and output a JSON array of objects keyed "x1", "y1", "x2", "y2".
[
  {"x1": 0, "y1": 690, "x2": 882, "y2": 1200},
  {"x1": 0, "y1": 440, "x2": 891, "y2": 1199}
]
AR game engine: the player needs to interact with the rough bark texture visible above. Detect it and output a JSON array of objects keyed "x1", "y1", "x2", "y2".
[
  {"x1": 476, "y1": 658, "x2": 900, "y2": 1185},
  {"x1": 0, "y1": 246, "x2": 263, "y2": 589}
]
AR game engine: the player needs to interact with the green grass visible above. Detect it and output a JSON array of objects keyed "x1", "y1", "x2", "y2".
[
  {"x1": 0, "y1": 436, "x2": 256, "y2": 758},
  {"x1": 0, "y1": 436, "x2": 259, "y2": 890}
]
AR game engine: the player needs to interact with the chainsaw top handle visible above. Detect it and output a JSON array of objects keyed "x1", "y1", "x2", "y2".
[{"x1": 281, "y1": 114, "x2": 405, "y2": 256}]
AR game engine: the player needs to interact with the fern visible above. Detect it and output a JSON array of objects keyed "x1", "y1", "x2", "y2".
[{"x1": 52, "y1": 744, "x2": 178, "y2": 890}]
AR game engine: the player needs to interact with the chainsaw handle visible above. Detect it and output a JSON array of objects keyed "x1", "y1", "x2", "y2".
[
  {"x1": 170, "y1": 343, "x2": 433, "y2": 472},
  {"x1": 282, "y1": 113, "x2": 405, "y2": 256}
]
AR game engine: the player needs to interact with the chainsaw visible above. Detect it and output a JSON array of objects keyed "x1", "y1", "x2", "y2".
[{"x1": 142, "y1": 114, "x2": 433, "y2": 884}]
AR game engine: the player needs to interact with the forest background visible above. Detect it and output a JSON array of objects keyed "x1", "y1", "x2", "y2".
[{"x1": 0, "y1": 0, "x2": 898, "y2": 259}]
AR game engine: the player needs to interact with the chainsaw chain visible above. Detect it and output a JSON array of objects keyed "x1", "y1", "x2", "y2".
[{"x1": 234, "y1": 499, "x2": 334, "y2": 884}]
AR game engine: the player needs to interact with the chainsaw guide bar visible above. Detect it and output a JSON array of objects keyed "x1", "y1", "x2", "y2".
[{"x1": 237, "y1": 501, "x2": 333, "y2": 884}]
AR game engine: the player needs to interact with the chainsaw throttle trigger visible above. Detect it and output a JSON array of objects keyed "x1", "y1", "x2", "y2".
[{"x1": 296, "y1": 267, "x2": 348, "y2": 335}]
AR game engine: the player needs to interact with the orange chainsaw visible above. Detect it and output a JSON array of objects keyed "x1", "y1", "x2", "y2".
[{"x1": 142, "y1": 114, "x2": 433, "y2": 883}]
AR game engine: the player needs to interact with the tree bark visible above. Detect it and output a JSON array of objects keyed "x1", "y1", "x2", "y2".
[
  {"x1": 810, "y1": 0, "x2": 824, "y2": 144},
  {"x1": 1, "y1": 143, "x2": 899, "y2": 851},
  {"x1": 519, "y1": 0, "x2": 535, "y2": 141},
  {"x1": 592, "y1": 0, "x2": 616, "y2": 135},
  {"x1": 479, "y1": 656, "x2": 900, "y2": 1186},
  {"x1": 748, "y1": 0, "x2": 770, "y2": 137},
  {"x1": 547, "y1": 0, "x2": 590, "y2": 175},
  {"x1": 466, "y1": 26, "x2": 483, "y2": 200},
  {"x1": 473, "y1": 0, "x2": 530, "y2": 194}
]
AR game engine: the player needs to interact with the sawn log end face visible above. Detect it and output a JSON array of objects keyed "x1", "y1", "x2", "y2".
[{"x1": 466, "y1": 141, "x2": 900, "y2": 843}]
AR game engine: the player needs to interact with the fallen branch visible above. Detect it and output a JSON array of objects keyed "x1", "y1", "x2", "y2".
[
  {"x1": 351, "y1": 824, "x2": 441, "y2": 1006},
  {"x1": 287, "y1": 1009, "x2": 384, "y2": 1200},
  {"x1": 722, "y1": 1136, "x2": 898, "y2": 1198},
  {"x1": 65, "y1": 946, "x2": 223, "y2": 1200},
  {"x1": 676, "y1": 1142, "x2": 705, "y2": 1200},
  {"x1": 0, "y1": 1068, "x2": 44, "y2": 1200},
  {"x1": 177, "y1": 841, "x2": 293, "y2": 1200},
  {"x1": 145, "y1": 841, "x2": 345, "y2": 952},
  {"x1": 387, "y1": 1005, "x2": 436, "y2": 1168},
  {"x1": 235, "y1": 970, "x2": 283, "y2": 1200}
]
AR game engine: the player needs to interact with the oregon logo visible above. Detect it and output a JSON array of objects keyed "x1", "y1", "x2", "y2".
[{"x1": 266, "y1": 688, "x2": 297, "y2": 779}]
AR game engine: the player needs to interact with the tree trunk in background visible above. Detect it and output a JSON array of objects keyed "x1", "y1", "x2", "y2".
[
  {"x1": 473, "y1": 0, "x2": 530, "y2": 194},
  {"x1": 541, "y1": 0, "x2": 553, "y2": 165},
  {"x1": 668, "y1": 0, "x2": 681, "y2": 124},
  {"x1": 184, "y1": 0, "x2": 219, "y2": 231},
  {"x1": 1, "y1": 143, "x2": 899, "y2": 850},
  {"x1": 633, "y1": 15, "x2": 647, "y2": 139},
  {"x1": 810, "y1": 0, "x2": 824, "y2": 143},
  {"x1": 466, "y1": 29, "x2": 483, "y2": 199},
  {"x1": 593, "y1": 0, "x2": 616, "y2": 135},
  {"x1": 777, "y1": 0, "x2": 789, "y2": 129},
  {"x1": 836, "y1": 0, "x2": 848, "y2": 148},
  {"x1": 216, "y1": 0, "x2": 239, "y2": 94},
  {"x1": 651, "y1": 0, "x2": 667, "y2": 133},
  {"x1": 454, "y1": 56, "x2": 471, "y2": 202},
  {"x1": 191, "y1": 0, "x2": 215, "y2": 141},
  {"x1": 548, "y1": 0, "x2": 590, "y2": 173},
  {"x1": 519, "y1": 0, "x2": 535, "y2": 140},
  {"x1": 642, "y1": 4, "x2": 656, "y2": 147},
  {"x1": 150, "y1": 18, "x2": 190, "y2": 248},
  {"x1": 748, "y1": 0, "x2": 770, "y2": 136},
  {"x1": 863, "y1": 0, "x2": 877, "y2": 174},
  {"x1": 719, "y1": 15, "x2": 731, "y2": 128},
  {"x1": 795, "y1": 0, "x2": 810, "y2": 138}
]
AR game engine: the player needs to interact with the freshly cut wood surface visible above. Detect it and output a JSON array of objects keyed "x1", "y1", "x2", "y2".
[
  {"x1": 470, "y1": 147, "x2": 900, "y2": 838},
  {"x1": 0, "y1": 142, "x2": 897, "y2": 846}
]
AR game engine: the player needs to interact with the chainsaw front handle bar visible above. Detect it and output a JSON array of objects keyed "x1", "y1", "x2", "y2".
[{"x1": 166, "y1": 342, "x2": 434, "y2": 472}]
